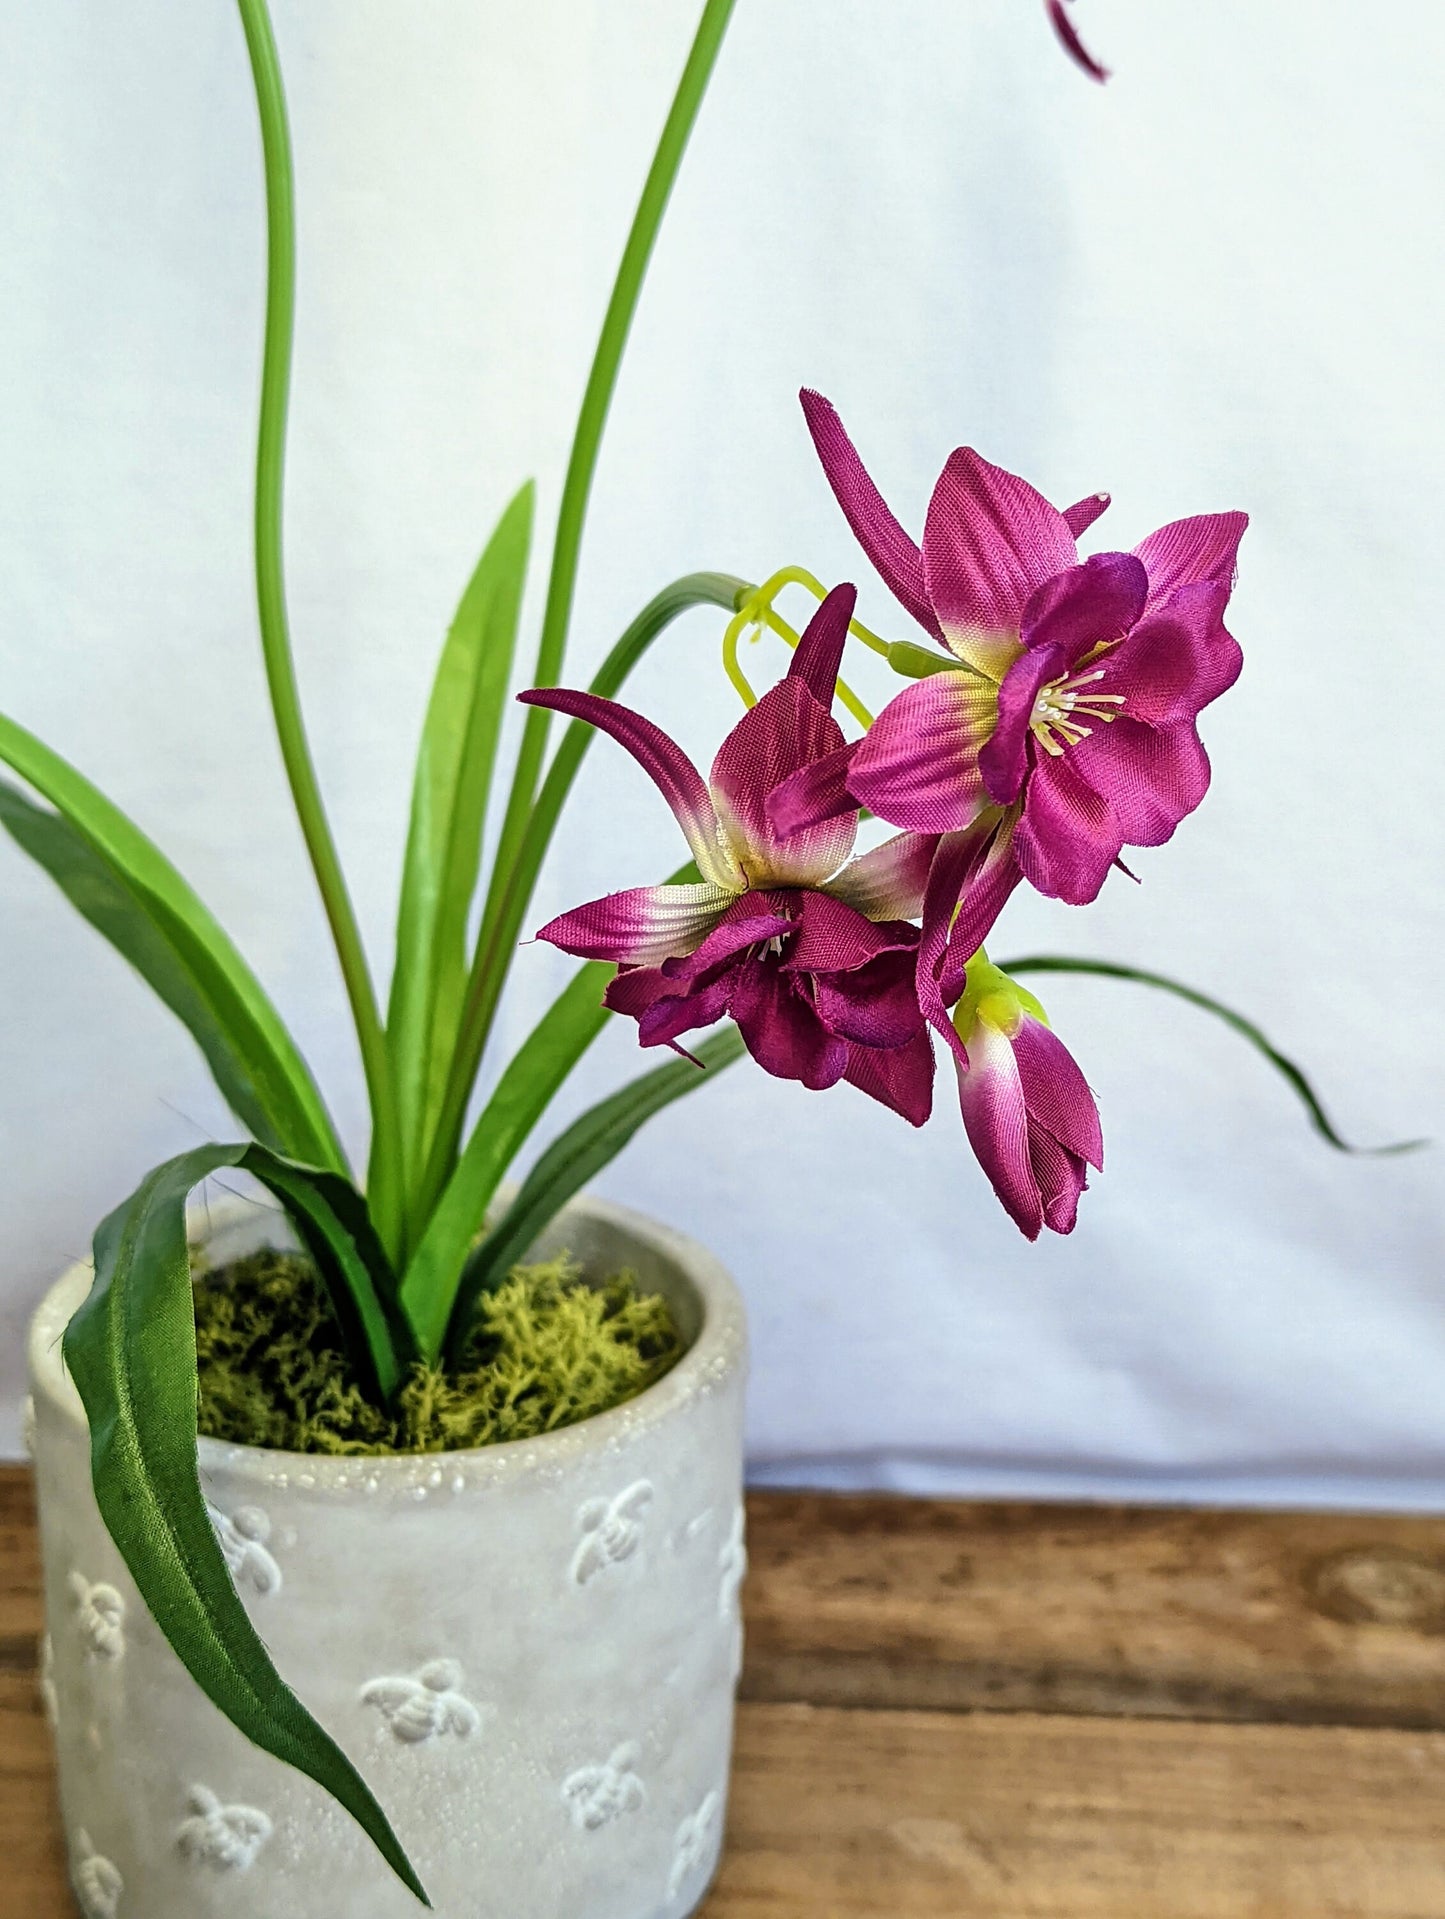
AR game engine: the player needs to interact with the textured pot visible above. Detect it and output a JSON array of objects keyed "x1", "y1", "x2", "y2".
[{"x1": 27, "y1": 1191, "x2": 748, "y2": 1919}]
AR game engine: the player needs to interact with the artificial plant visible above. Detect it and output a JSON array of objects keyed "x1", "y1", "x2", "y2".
[{"x1": 3, "y1": 0, "x2": 1396, "y2": 1901}]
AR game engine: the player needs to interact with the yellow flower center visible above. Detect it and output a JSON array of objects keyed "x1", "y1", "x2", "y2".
[{"x1": 1030, "y1": 667, "x2": 1125, "y2": 758}]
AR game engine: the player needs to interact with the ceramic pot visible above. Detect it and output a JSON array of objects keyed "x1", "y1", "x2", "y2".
[{"x1": 27, "y1": 1191, "x2": 748, "y2": 1919}]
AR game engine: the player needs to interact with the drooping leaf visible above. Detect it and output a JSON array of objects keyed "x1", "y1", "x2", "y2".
[
  {"x1": 1000, "y1": 954, "x2": 1426, "y2": 1155},
  {"x1": 0, "y1": 716, "x2": 345, "y2": 1174},
  {"x1": 400, "y1": 959, "x2": 612, "y2": 1363},
  {"x1": 442, "y1": 1024, "x2": 744, "y2": 1367},
  {"x1": 383, "y1": 483, "x2": 534, "y2": 1224},
  {"x1": 64, "y1": 1146, "x2": 426, "y2": 1903}
]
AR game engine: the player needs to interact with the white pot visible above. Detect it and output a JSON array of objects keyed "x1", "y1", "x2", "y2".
[{"x1": 27, "y1": 1191, "x2": 748, "y2": 1919}]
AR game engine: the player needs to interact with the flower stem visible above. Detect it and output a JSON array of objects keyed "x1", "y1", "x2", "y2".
[
  {"x1": 476, "y1": 0, "x2": 738, "y2": 965},
  {"x1": 235, "y1": 0, "x2": 403, "y2": 1253}
]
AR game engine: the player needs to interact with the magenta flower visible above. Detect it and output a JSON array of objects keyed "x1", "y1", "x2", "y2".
[
  {"x1": 1045, "y1": 0, "x2": 1109, "y2": 83},
  {"x1": 520, "y1": 587, "x2": 939, "y2": 1125},
  {"x1": 778, "y1": 390, "x2": 1246, "y2": 912},
  {"x1": 952, "y1": 955, "x2": 1102, "y2": 1239}
]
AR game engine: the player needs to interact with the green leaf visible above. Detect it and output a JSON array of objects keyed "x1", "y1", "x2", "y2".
[
  {"x1": 383, "y1": 484, "x2": 534, "y2": 1227},
  {"x1": 442, "y1": 1024, "x2": 744, "y2": 1368},
  {"x1": 0, "y1": 718, "x2": 345, "y2": 1174},
  {"x1": 400, "y1": 959, "x2": 612, "y2": 1364},
  {"x1": 64, "y1": 1146, "x2": 427, "y2": 1904},
  {"x1": 999, "y1": 954, "x2": 1426, "y2": 1155}
]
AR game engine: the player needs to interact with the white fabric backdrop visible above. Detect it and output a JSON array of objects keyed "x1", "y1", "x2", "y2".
[{"x1": 2, "y1": 0, "x2": 1442, "y2": 1501}]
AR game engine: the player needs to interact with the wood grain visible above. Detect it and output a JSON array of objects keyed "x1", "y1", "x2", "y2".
[{"x1": 7, "y1": 1466, "x2": 1445, "y2": 1917}]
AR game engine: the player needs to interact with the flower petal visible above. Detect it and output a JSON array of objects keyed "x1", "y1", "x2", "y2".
[
  {"x1": 800, "y1": 390, "x2": 943, "y2": 642},
  {"x1": 916, "y1": 816, "x2": 1023, "y2": 1064},
  {"x1": 825, "y1": 830, "x2": 940, "y2": 921},
  {"x1": 922, "y1": 448, "x2": 1078, "y2": 677},
  {"x1": 636, "y1": 967, "x2": 740, "y2": 1054},
  {"x1": 535, "y1": 882, "x2": 734, "y2": 965},
  {"x1": 956, "y1": 1018, "x2": 1043, "y2": 1240},
  {"x1": 1102, "y1": 580, "x2": 1242, "y2": 723},
  {"x1": 978, "y1": 645, "x2": 1061, "y2": 806},
  {"x1": 767, "y1": 742, "x2": 860, "y2": 840},
  {"x1": 1066, "y1": 716, "x2": 1211, "y2": 848},
  {"x1": 1134, "y1": 512, "x2": 1248, "y2": 611},
  {"x1": 1063, "y1": 491, "x2": 1111, "y2": 538},
  {"x1": 815, "y1": 950, "x2": 926, "y2": 1050},
  {"x1": 1033, "y1": 1128, "x2": 1090, "y2": 1234},
  {"x1": 782, "y1": 889, "x2": 916, "y2": 976},
  {"x1": 1019, "y1": 551, "x2": 1148, "y2": 663},
  {"x1": 1014, "y1": 752, "x2": 1122, "y2": 904},
  {"x1": 1045, "y1": 0, "x2": 1110, "y2": 84},
  {"x1": 843, "y1": 1028, "x2": 936, "y2": 1127},
  {"x1": 847, "y1": 671, "x2": 995, "y2": 834},
  {"x1": 711, "y1": 680, "x2": 858, "y2": 887},
  {"x1": 518, "y1": 688, "x2": 741, "y2": 888},
  {"x1": 1010, "y1": 1015, "x2": 1103, "y2": 1169},
  {"x1": 659, "y1": 898, "x2": 795, "y2": 983},
  {"x1": 786, "y1": 582, "x2": 856, "y2": 705},
  {"x1": 731, "y1": 962, "x2": 850, "y2": 1092}
]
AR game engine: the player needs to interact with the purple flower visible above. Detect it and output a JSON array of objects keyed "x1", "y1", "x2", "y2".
[
  {"x1": 779, "y1": 390, "x2": 1246, "y2": 912},
  {"x1": 519, "y1": 587, "x2": 939, "y2": 1125},
  {"x1": 1045, "y1": 0, "x2": 1109, "y2": 83},
  {"x1": 952, "y1": 955, "x2": 1103, "y2": 1239}
]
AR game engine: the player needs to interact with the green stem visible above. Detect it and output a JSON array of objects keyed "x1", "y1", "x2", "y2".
[
  {"x1": 235, "y1": 0, "x2": 403, "y2": 1253},
  {"x1": 478, "y1": 0, "x2": 738, "y2": 960},
  {"x1": 414, "y1": 572, "x2": 748, "y2": 1232}
]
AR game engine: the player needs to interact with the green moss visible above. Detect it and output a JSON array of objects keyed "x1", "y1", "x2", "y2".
[{"x1": 192, "y1": 1245, "x2": 685, "y2": 1456}]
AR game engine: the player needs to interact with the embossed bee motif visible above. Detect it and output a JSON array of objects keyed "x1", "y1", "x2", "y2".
[
  {"x1": 176, "y1": 1784, "x2": 272, "y2": 1872},
  {"x1": 208, "y1": 1502, "x2": 282, "y2": 1596},
  {"x1": 561, "y1": 1742, "x2": 646, "y2": 1831},
  {"x1": 360, "y1": 1659, "x2": 481, "y2": 1744},
  {"x1": 667, "y1": 1789, "x2": 721, "y2": 1901},
  {"x1": 571, "y1": 1479, "x2": 654, "y2": 1585},
  {"x1": 68, "y1": 1572, "x2": 125, "y2": 1661},
  {"x1": 72, "y1": 1829, "x2": 123, "y2": 1919},
  {"x1": 38, "y1": 1632, "x2": 58, "y2": 1730}
]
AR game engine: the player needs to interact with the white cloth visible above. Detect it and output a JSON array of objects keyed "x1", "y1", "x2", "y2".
[{"x1": 2, "y1": 0, "x2": 1441, "y2": 1503}]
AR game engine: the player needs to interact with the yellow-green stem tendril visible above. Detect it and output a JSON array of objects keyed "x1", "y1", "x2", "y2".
[{"x1": 721, "y1": 566, "x2": 879, "y2": 728}]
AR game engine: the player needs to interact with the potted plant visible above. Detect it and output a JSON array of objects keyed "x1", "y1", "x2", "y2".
[{"x1": 15, "y1": 2, "x2": 1382, "y2": 1914}]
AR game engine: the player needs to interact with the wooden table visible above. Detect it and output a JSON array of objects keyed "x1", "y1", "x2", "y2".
[{"x1": 5, "y1": 1465, "x2": 1445, "y2": 1914}]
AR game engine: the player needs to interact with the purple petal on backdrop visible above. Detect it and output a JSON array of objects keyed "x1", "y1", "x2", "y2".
[
  {"x1": 1014, "y1": 752, "x2": 1122, "y2": 903},
  {"x1": 534, "y1": 881, "x2": 734, "y2": 965},
  {"x1": 1018, "y1": 551, "x2": 1149, "y2": 662},
  {"x1": 936, "y1": 822, "x2": 1025, "y2": 1006},
  {"x1": 915, "y1": 817, "x2": 1020, "y2": 1063},
  {"x1": 957, "y1": 1014, "x2": 1045, "y2": 1238},
  {"x1": 636, "y1": 967, "x2": 739, "y2": 1053},
  {"x1": 731, "y1": 964, "x2": 850, "y2": 1091},
  {"x1": 1067, "y1": 716, "x2": 1212, "y2": 847},
  {"x1": 843, "y1": 1026, "x2": 936, "y2": 1127},
  {"x1": 977, "y1": 645, "x2": 1060, "y2": 806},
  {"x1": 1044, "y1": 0, "x2": 1110, "y2": 83},
  {"x1": 711, "y1": 678, "x2": 857, "y2": 887},
  {"x1": 782, "y1": 889, "x2": 915, "y2": 975},
  {"x1": 1063, "y1": 491, "x2": 1111, "y2": 537},
  {"x1": 824, "y1": 830, "x2": 940, "y2": 921},
  {"x1": 785, "y1": 581, "x2": 856, "y2": 705},
  {"x1": 922, "y1": 447, "x2": 1078, "y2": 668},
  {"x1": 766, "y1": 742, "x2": 859, "y2": 839},
  {"x1": 519, "y1": 687, "x2": 740, "y2": 888},
  {"x1": 1095, "y1": 582, "x2": 1240, "y2": 726},
  {"x1": 815, "y1": 950, "x2": 926, "y2": 1050},
  {"x1": 1134, "y1": 511, "x2": 1248, "y2": 609},
  {"x1": 800, "y1": 390, "x2": 944, "y2": 642},
  {"x1": 847, "y1": 672, "x2": 995, "y2": 834},
  {"x1": 1010, "y1": 1016, "x2": 1104, "y2": 1170}
]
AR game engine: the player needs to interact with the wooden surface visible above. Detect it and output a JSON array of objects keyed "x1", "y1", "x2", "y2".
[{"x1": 6, "y1": 1468, "x2": 1445, "y2": 1915}]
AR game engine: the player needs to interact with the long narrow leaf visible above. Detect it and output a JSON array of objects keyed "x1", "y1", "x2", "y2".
[
  {"x1": 382, "y1": 483, "x2": 533, "y2": 1226},
  {"x1": 442, "y1": 1025, "x2": 744, "y2": 1367},
  {"x1": 0, "y1": 716, "x2": 345, "y2": 1173},
  {"x1": 400, "y1": 959, "x2": 612, "y2": 1363},
  {"x1": 1000, "y1": 954, "x2": 1425, "y2": 1155},
  {"x1": 64, "y1": 1146, "x2": 426, "y2": 1903}
]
